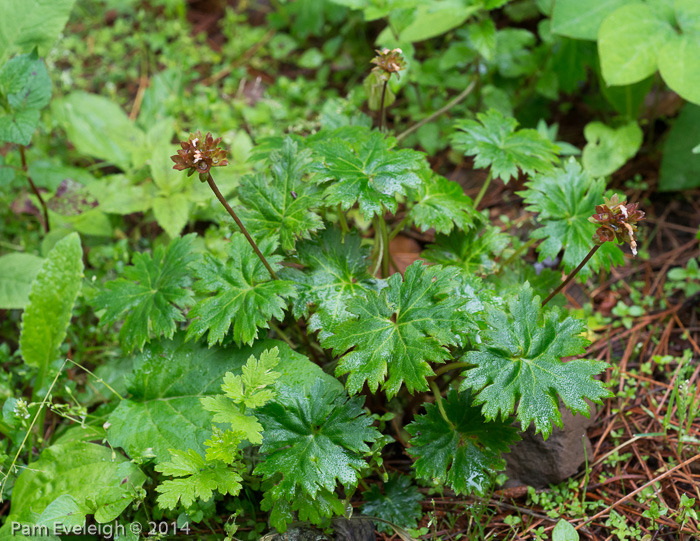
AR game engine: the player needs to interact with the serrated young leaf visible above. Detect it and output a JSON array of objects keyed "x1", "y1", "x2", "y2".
[
  {"x1": 286, "y1": 228, "x2": 385, "y2": 339},
  {"x1": 409, "y1": 172, "x2": 478, "y2": 234},
  {"x1": 155, "y1": 449, "x2": 242, "y2": 509},
  {"x1": 186, "y1": 234, "x2": 296, "y2": 346},
  {"x1": 92, "y1": 234, "x2": 196, "y2": 354},
  {"x1": 20, "y1": 232, "x2": 83, "y2": 370},
  {"x1": 312, "y1": 128, "x2": 425, "y2": 219},
  {"x1": 322, "y1": 261, "x2": 465, "y2": 398},
  {"x1": 422, "y1": 226, "x2": 509, "y2": 275},
  {"x1": 204, "y1": 427, "x2": 242, "y2": 464},
  {"x1": 519, "y1": 158, "x2": 625, "y2": 278},
  {"x1": 461, "y1": 283, "x2": 611, "y2": 438},
  {"x1": 451, "y1": 109, "x2": 558, "y2": 183},
  {"x1": 255, "y1": 379, "x2": 380, "y2": 501},
  {"x1": 361, "y1": 473, "x2": 422, "y2": 533},
  {"x1": 232, "y1": 347, "x2": 281, "y2": 408},
  {"x1": 262, "y1": 485, "x2": 345, "y2": 533},
  {"x1": 199, "y1": 395, "x2": 264, "y2": 444},
  {"x1": 406, "y1": 390, "x2": 519, "y2": 496},
  {"x1": 237, "y1": 138, "x2": 324, "y2": 252}
]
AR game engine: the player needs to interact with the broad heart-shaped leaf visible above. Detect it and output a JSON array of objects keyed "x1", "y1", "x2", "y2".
[
  {"x1": 598, "y1": 3, "x2": 674, "y2": 86},
  {"x1": 421, "y1": 226, "x2": 509, "y2": 276},
  {"x1": 461, "y1": 284, "x2": 611, "y2": 438},
  {"x1": 255, "y1": 379, "x2": 380, "y2": 500},
  {"x1": 551, "y1": 0, "x2": 632, "y2": 40},
  {"x1": 0, "y1": 107, "x2": 40, "y2": 146},
  {"x1": 20, "y1": 233, "x2": 83, "y2": 370},
  {"x1": 237, "y1": 138, "x2": 324, "y2": 252},
  {"x1": 312, "y1": 128, "x2": 426, "y2": 219},
  {"x1": 92, "y1": 234, "x2": 197, "y2": 354},
  {"x1": 361, "y1": 473, "x2": 422, "y2": 533},
  {"x1": 451, "y1": 109, "x2": 559, "y2": 183},
  {"x1": 9, "y1": 442, "x2": 145, "y2": 524},
  {"x1": 107, "y1": 334, "x2": 337, "y2": 463},
  {"x1": 285, "y1": 228, "x2": 385, "y2": 339},
  {"x1": 0, "y1": 0, "x2": 76, "y2": 62},
  {"x1": 152, "y1": 193, "x2": 191, "y2": 239},
  {"x1": 186, "y1": 234, "x2": 297, "y2": 346},
  {"x1": 582, "y1": 121, "x2": 642, "y2": 177},
  {"x1": 155, "y1": 449, "x2": 242, "y2": 509},
  {"x1": 519, "y1": 158, "x2": 625, "y2": 278},
  {"x1": 409, "y1": 172, "x2": 478, "y2": 235},
  {"x1": 0, "y1": 252, "x2": 44, "y2": 309},
  {"x1": 406, "y1": 390, "x2": 520, "y2": 496},
  {"x1": 659, "y1": 103, "x2": 700, "y2": 191},
  {"x1": 321, "y1": 261, "x2": 465, "y2": 398},
  {"x1": 658, "y1": 34, "x2": 700, "y2": 106}
]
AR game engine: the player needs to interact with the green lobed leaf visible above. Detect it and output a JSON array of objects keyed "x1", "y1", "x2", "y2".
[
  {"x1": 361, "y1": 473, "x2": 422, "y2": 533},
  {"x1": 107, "y1": 335, "x2": 333, "y2": 463},
  {"x1": 0, "y1": 253, "x2": 44, "y2": 310},
  {"x1": 20, "y1": 233, "x2": 83, "y2": 369},
  {"x1": 285, "y1": 228, "x2": 385, "y2": 339},
  {"x1": 406, "y1": 390, "x2": 519, "y2": 496},
  {"x1": 237, "y1": 138, "x2": 324, "y2": 251},
  {"x1": 582, "y1": 121, "x2": 643, "y2": 177},
  {"x1": 92, "y1": 234, "x2": 197, "y2": 354},
  {"x1": 519, "y1": 158, "x2": 625, "y2": 277},
  {"x1": 186, "y1": 234, "x2": 297, "y2": 346},
  {"x1": 255, "y1": 379, "x2": 381, "y2": 500},
  {"x1": 422, "y1": 226, "x2": 509, "y2": 275},
  {"x1": 461, "y1": 284, "x2": 611, "y2": 438},
  {"x1": 312, "y1": 128, "x2": 426, "y2": 219},
  {"x1": 409, "y1": 172, "x2": 478, "y2": 234},
  {"x1": 322, "y1": 261, "x2": 466, "y2": 398},
  {"x1": 9, "y1": 442, "x2": 145, "y2": 524},
  {"x1": 154, "y1": 449, "x2": 242, "y2": 509},
  {"x1": 451, "y1": 109, "x2": 559, "y2": 183}
]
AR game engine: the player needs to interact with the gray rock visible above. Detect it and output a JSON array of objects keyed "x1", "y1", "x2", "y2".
[
  {"x1": 262, "y1": 517, "x2": 375, "y2": 541},
  {"x1": 503, "y1": 401, "x2": 597, "y2": 488}
]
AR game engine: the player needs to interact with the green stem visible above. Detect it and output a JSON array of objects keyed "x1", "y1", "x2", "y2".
[
  {"x1": 377, "y1": 213, "x2": 391, "y2": 277},
  {"x1": 371, "y1": 217, "x2": 384, "y2": 277},
  {"x1": 542, "y1": 244, "x2": 601, "y2": 307},
  {"x1": 20, "y1": 145, "x2": 50, "y2": 233},
  {"x1": 498, "y1": 238, "x2": 538, "y2": 273},
  {"x1": 388, "y1": 215, "x2": 411, "y2": 242},
  {"x1": 429, "y1": 380, "x2": 454, "y2": 429},
  {"x1": 433, "y1": 361, "x2": 472, "y2": 379},
  {"x1": 378, "y1": 80, "x2": 388, "y2": 132},
  {"x1": 269, "y1": 321, "x2": 296, "y2": 349},
  {"x1": 473, "y1": 170, "x2": 492, "y2": 209},
  {"x1": 206, "y1": 172, "x2": 279, "y2": 280},
  {"x1": 337, "y1": 204, "x2": 349, "y2": 234}
]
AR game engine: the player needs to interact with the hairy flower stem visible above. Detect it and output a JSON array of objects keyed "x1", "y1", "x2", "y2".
[
  {"x1": 473, "y1": 170, "x2": 492, "y2": 209},
  {"x1": 378, "y1": 80, "x2": 388, "y2": 132},
  {"x1": 542, "y1": 244, "x2": 600, "y2": 307},
  {"x1": 20, "y1": 146, "x2": 50, "y2": 233},
  {"x1": 429, "y1": 380, "x2": 454, "y2": 429},
  {"x1": 205, "y1": 172, "x2": 279, "y2": 280}
]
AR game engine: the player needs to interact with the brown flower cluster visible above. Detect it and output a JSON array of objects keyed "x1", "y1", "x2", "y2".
[
  {"x1": 171, "y1": 131, "x2": 228, "y2": 179},
  {"x1": 371, "y1": 48, "x2": 406, "y2": 81},
  {"x1": 589, "y1": 194, "x2": 645, "y2": 255}
]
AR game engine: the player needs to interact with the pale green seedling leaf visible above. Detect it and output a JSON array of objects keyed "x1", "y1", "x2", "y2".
[
  {"x1": 553, "y1": 519, "x2": 580, "y2": 541},
  {"x1": 582, "y1": 121, "x2": 643, "y2": 177}
]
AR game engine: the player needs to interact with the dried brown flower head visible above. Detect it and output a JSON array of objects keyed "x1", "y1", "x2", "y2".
[
  {"x1": 371, "y1": 48, "x2": 406, "y2": 81},
  {"x1": 589, "y1": 194, "x2": 645, "y2": 255},
  {"x1": 171, "y1": 131, "x2": 228, "y2": 180}
]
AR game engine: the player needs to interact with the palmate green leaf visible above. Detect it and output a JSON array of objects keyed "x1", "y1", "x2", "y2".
[
  {"x1": 409, "y1": 172, "x2": 478, "y2": 234},
  {"x1": 155, "y1": 449, "x2": 242, "y2": 509},
  {"x1": 461, "y1": 284, "x2": 611, "y2": 438},
  {"x1": 286, "y1": 228, "x2": 385, "y2": 339},
  {"x1": 107, "y1": 335, "x2": 338, "y2": 463},
  {"x1": 92, "y1": 234, "x2": 197, "y2": 354},
  {"x1": 237, "y1": 138, "x2": 324, "y2": 251},
  {"x1": 519, "y1": 158, "x2": 624, "y2": 278},
  {"x1": 422, "y1": 226, "x2": 509, "y2": 275},
  {"x1": 20, "y1": 233, "x2": 83, "y2": 370},
  {"x1": 406, "y1": 391, "x2": 519, "y2": 496},
  {"x1": 322, "y1": 261, "x2": 465, "y2": 398},
  {"x1": 255, "y1": 379, "x2": 380, "y2": 502},
  {"x1": 186, "y1": 234, "x2": 296, "y2": 346},
  {"x1": 312, "y1": 128, "x2": 426, "y2": 219},
  {"x1": 361, "y1": 473, "x2": 422, "y2": 533},
  {"x1": 451, "y1": 109, "x2": 559, "y2": 183}
]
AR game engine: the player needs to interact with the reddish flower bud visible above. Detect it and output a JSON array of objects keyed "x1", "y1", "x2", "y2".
[
  {"x1": 171, "y1": 130, "x2": 229, "y2": 180},
  {"x1": 588, "y1": 194, "x2": 645, "y2": 255}
]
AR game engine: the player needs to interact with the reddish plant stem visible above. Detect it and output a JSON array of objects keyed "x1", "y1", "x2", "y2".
[
  {"x1": 542, "y1": 244, "x2": 600, "y2": 307},
  {"x1": 20, "y1": 145, "x2": 50, "y2": 233},
  {"x1": 205, "y1": 172, "x2": 278, "y2": 280}
]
